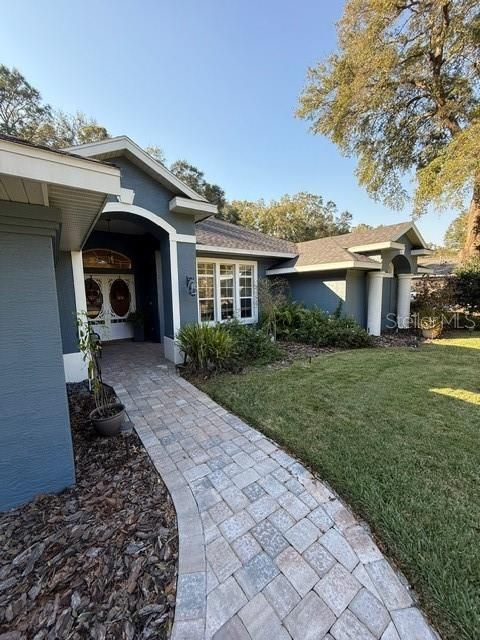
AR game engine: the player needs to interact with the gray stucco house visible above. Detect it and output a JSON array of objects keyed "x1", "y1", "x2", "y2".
[{"x1": 0, "y1": 134, "x2": 430, "y2": 510}]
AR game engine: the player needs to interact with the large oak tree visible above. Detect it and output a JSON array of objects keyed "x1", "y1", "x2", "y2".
[{"x1": 297, "y1": 0, "x2": 479, "y2": 256}]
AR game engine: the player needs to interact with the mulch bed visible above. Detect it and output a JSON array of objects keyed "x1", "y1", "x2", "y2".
[
  {"x1": 0, "y1": 383, "x2": 178, "y2": 640},
  {"x1": 270, "y1": 333, "x2": 422, "y2": 368}
]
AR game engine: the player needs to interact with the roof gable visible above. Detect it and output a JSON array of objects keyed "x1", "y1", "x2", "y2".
[
  {"x1": 335, "y1": 221, "x2": 427, "y2": 249},
  {"x1": 67, "y1": 136, "x2": 208, "y2": 203}
]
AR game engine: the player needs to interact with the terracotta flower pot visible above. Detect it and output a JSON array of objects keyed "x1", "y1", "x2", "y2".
[
  {"x1": 422, "y1": 326, "x2": 442, "y2": 339},
  {"x1": 89, "y1": 402, "x2": 125, "y2": 436}
]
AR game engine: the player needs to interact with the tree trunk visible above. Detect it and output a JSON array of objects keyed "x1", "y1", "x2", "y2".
[{"x1": 461, "y1": 175, "x2": 480, "y2": 259}]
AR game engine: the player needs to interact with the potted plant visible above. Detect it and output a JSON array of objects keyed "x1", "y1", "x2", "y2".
[
  {"x1": 77, "y1": 313, "x2": 126, "y2": 436},
  {"x1": 416, "y1": 303, "x2": 443, "y2": 339},
  {"x1": 128, "y1": 310, "x2": 145, "y2": 342}
]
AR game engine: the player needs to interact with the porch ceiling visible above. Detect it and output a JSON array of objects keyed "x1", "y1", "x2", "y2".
[{"x1": 0, "y1": 135, "x2": 122, "y2": 251}]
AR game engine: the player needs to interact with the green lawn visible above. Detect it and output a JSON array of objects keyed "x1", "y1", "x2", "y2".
[{"x1": 199, "y1": 334, "x2": 480, "y2": 640}]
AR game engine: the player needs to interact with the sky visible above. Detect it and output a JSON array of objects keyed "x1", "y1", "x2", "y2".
[{"x1": 1, "y1": 0, "x2": 456, "y2": 244}]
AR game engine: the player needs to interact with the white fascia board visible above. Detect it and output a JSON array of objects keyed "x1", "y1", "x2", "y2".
[
  {"x1": 170, "y1": 196, "x2": 217, "y2": 217},
  {"x1": 266, "y1": 261, "x2": 382, "y2": 275},
  {"x1": 176, "y1": 233, "x2": 197, "y2": 244},
  {"x1": 196, "y1": 244, "x2": 297, "y2": 259},
  {"x1": 0, "y1": 139, "x2": 121, "y2": 196},
  {"x1": 67, "y1": 136, "x2": 207, "y2": 202},
  {"x1": 411, "y1": 248, "x2": 433, "y2": 256},
  {"x1": 348, "y1": 241, "x2": 404, "y2": 253},
  {"x1": 416, "y1": 266, "x2": 434, "y2": 274}
]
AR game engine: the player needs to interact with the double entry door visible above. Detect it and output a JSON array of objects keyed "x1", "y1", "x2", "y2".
[{"x1": 84, "y1": 274, "x2": 135, "y2": 341}]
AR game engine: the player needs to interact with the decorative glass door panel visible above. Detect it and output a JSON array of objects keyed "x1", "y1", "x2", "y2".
[{"x1": 84, "y1": 274, "x2": 135, "y2": 341}]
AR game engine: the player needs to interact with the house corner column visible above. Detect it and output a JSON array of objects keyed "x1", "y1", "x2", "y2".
[
  {"x1": 367, "y1": 272, "x2": 386, "y2": 336},
  {"x1": 397, "y1": 273, "x2": 412, "y2": 329},
  {"x1": 71, "y1": 251, "x2": 87, "y2": 314},
  {"x1": 164, "y1": 236, "x2": 184, "y2": 365},
  {"x1": 64, "y1": 251, "x2": 88, "y2": 382}
]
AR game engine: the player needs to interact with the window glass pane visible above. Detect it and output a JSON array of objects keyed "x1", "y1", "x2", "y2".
[
  {"x1": 240, "y1": 282, "x2": 252, "y2": 297},
  {"x1": 220, "y1": 264, "x2": 234, "y2": 297},
  {"x1": 239, "y1": 265, "x2": 254, "y2": 319},
  {"x1": 219, "y1": 264, "x2": 234, "y2": 320},
  {"x1": 83, "y1": 249, "x2": 132, "y2": 270},
  {"x1": 85, "y1": 278, "x2": 103, "y2": 319},
  {"x1": 109, "y1": 278, "x2": 131, "y2": 317},
  {"x1": 240, "y1": 265, "x2": 253, "y2": 277},
  {"x1": 198, "y1": 262, "x2": 216, "y2": 322},
  {"x1": 200, "y1": 299, "x2": 215, "y2": 322},
  {"x1": 198, "y1": 276, "x2": 214, "y2": 298},
  {"x1": 240, "y1": 298, "x2": 252, "y2": 318},
  {"x1": 221, "y1": 299, "x2": 234, "y2": 320},
  {"x1": 198, "y1": 262, "x2": 214, "y2": 275}
]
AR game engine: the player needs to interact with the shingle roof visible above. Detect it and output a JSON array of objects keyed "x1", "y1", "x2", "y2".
[
  {"x1": 196, "y1": 217, "x2": 296, "y2": 255},
  {"x1": 285, "y1": 221, "x2": 419, "y2": 268},
  {"x1": 195, "y1": 218, "x2": 424, "y2": 270},
  {"x1": 274, "y1": 236, "x2": 380, "y2": 270},
  {"x1": 335, "y1": 221, "x2": 415, "y2": 247}
]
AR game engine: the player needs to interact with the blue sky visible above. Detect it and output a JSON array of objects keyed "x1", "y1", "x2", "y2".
[{"x1": 1, "y1": 0, "x2": 455, "y2": 244}]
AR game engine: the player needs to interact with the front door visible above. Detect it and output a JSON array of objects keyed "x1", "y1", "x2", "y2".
[{"x1": 85, "y1": 274, "x2": 136, "y2": 341}]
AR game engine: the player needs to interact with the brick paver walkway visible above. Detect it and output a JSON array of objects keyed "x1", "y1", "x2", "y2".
[{"x1": 103, "y1": 343, "x2": 439, "y2": 640}]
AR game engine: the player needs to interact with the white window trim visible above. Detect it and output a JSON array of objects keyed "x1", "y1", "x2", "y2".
[{"x1": 196, "y1": 257, "x2": 258, "y2": 325}]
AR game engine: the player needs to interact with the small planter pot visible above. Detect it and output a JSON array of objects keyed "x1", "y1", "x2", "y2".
[
  {"x1": 133, "y1": 325, "x2": 145, "y2": 342},
  {"x1": 422, "y1": 326, "x2": 442, "y2": 339},
  {"x1": 89, "y1": 402, "x2": 126, "y2": 436}
]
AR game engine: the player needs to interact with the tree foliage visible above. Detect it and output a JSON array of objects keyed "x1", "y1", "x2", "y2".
[
  {"x1": 351, "y1": 223, "x2": 374, "y2": 232},
  {"x1": 454, "y1": 257, "x2": 480, "y2": 311},
  {"x1": 145, "y1": 145, "x2": 166, "y2": 165},
  {"x1": 0, "y1": 65, "x2": 50, "y2": 139},
  {"x1": 0, "y1": 65, "x2": 109, "y2": 147},
  {"x1": 170, "y1": 160, "x2": 226, "y2": 211},
  {"x1": 229, "y1": 192, "x2": 352, "y2": 242},
  {"x1": 36, "y1": 111, "x2": 109, "y2": 148},
  {"x1": 444, "y1": 210, "x2": 468, "y2": 252},
  {"x1": 297, "y1": 0, "x2": 480, "y2": 250}
]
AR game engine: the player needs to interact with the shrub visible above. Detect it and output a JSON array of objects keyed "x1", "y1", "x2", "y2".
[
  {"x1": 258, "y1": 277, "x2": 290, "y2": 339},
  {"x1": 411, "y1": 276, "x2": 456, "y2": 333},
  {"x1": 274, "y1": 302, "x2": 372, "y2": 348},
  {"x1": 454, "y1": 257, "x2": 480, "y2": 312},
  {"x1": 177, "y1": 321, "x2": 281, "y2": 374},
  {"x1": 223, "y1": 320, "x2": 282, "y2": 367},
  {"x1": 176, "y1": 324, "x2": 233, "y2": 373}
]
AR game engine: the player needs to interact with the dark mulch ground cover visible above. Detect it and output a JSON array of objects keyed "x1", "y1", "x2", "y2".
[
  {"x1": 271, "y1": 332, "x2": 421, "y2": 367},
  {"x1": 0, "y1": 384, "x2": 177, "y2": 640}
]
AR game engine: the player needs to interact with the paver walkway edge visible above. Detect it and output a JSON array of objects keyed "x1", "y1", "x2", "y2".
[{"x1": 103, "y1": 343, "x2": 440, "y2": 640}]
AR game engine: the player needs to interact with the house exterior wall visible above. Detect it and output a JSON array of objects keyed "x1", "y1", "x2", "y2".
[
  {"x1": 0, "y1": 224, "x2": 75, "y2": 511},
  {"x1": 381, "y1": 277, "x2": 398, "y2": 330},
  {"x1": 55, "y1": 251, "x2": 78, "y2": 354},
  {"x1": 109, "y1": 157, "x2": 196, "y2": 236},
  {"x1": 284, "y1": 272, "x2": 348, "y2": 315},
  {"x1": 178, "y1": 242, "x2": 198, "y2": 328},
  {"x1": 345, "y1": 270, "x2": 367, "y2": 327}
]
